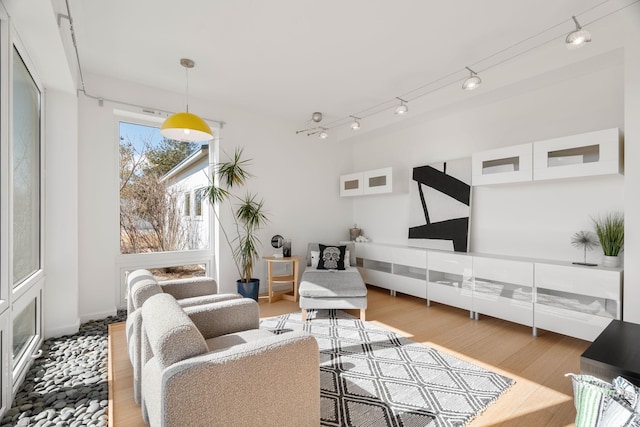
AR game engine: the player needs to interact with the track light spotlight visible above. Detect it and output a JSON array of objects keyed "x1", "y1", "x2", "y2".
[
  {"x1": 462, "y1": 67, "x2": 481, "y2": 91},
  {"x1": 350, "y1": 116, "x2": 361, "y2": 130},
  {"x1": 394, "y1": 98, "x2": 408, "y2": 115},
  {"x1": 318, "y1": 128, "x2": 328, "y2": 139},
  {"x1": 566, "y1": 16, "x2": 591, "y2": 49}
]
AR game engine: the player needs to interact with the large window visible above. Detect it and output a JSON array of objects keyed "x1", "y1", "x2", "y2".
[
  {"x1": 118, "y1": 121, "x2": 210, "y2": 253},
  {"x1": 11, "y1": 48, "x2": 41, "y2": 287}
]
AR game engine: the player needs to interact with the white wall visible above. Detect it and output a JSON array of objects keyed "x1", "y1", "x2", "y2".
[
  {"x1": 346, "y1": 24, "x2": 640, "y2": 320},
  {"x1": 348, "y1": 56, "x2": 623, "y2": 259},
  {"x1": 77, "y1": 73, "x2": 353, "y2": 319},
  {"x1": 622, "y1": 12, "x2": 640, "y2": 323},
  {"x1": 44, "y1": 89, "x2": 80, "y2": 337}
]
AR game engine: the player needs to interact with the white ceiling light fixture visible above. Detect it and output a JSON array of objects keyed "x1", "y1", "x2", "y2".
[
  {"x1": 394, "y1": 98, "x2": 408, "y2": 115},
  {"x1": 161, "y1": 58, "x2": 213, "y2": 142},
  {"x1": 311, "y1": 112, "x2": 323, "y2": 123},
  {"x1": 566, "y1": 16, "x2": 591, "y2": 50},
  {"x1": 350, "y1": 116, "x2": 361, "y2": 130},
  {"x1": 462, "y1": 67, "x2": 481, "y2": 91},
  {"x1": 318, "y1": 128, "x2": 329, "y2": 139}
]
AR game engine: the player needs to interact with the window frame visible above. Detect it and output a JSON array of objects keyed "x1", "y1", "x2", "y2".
[
  {"x1": 6, "y1": 32, "x2": 45, "y2": 392},
  {"x1": 114, "y1": 110, "x2": 218, "y2": 309},
  {"x1": 184, "y1": 191, "x2": 192, "y2": 217}
]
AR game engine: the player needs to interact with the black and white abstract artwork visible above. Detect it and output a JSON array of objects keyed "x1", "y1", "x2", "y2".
[{"x1": 408, "y1": 158, "x2": 472, "y2": 252}]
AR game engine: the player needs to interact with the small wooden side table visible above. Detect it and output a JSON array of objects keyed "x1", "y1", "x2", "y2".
[{"x1": 262, "y1": 255, "x2": 300, "y2": 303}]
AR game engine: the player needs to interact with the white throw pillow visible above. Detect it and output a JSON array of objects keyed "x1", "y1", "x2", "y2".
[
  {"x1": 345, "y1": 250, "x2": 351, "y2": 268},
  {"x1": 310, "y1": 251, "x2": 320, "y2": 268}
]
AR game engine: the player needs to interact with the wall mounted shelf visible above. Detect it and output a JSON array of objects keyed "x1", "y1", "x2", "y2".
[
  {"x1": 472, "y1": 143, "x2": 533, "y2": 185},
  {"x1": 533, "y1": 128, "x2": 622, "y2": 181},
  {"x1": 472, "y1": 128, "x2": 623, "y2": 186},
  {"x1": 340, "y1": 167, "x2": 393, "y2": 196}
]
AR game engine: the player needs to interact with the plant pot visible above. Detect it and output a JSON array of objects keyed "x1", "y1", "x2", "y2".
[
  {"x1": 602, "y1": 255, "x2": 620, "y2": 268},
  {"x1": 237, "y1": 278, "x2": 260, "y2": 301}
]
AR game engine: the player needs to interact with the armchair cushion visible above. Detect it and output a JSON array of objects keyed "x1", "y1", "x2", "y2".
[
  {"x1": 159, "y1": 276, "x2": 218, "y2": 300},
  {"x1": 186, "y1": 298, "x2": 260, "y2": 339},
  {"x1": 142, "y1": 293, "x2": 208, "y2": 370}
]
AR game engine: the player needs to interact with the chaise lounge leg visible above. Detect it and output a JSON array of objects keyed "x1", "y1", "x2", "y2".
[
  {"x1": 301, "y1": 309, "x2": 307, "y2": 321},
  {"x1": 360, "y1": 309, "x2": 366, "y2": 321}
]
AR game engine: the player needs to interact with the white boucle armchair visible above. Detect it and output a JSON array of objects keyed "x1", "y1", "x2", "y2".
[
  {"x1": 125, "y1": 269, "x2": 242, "y2": 404},
  {"x1": 140, "y1": 293, "x2": 320, "y2": 427}
]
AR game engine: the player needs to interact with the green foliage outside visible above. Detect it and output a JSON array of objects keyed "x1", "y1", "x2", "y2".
[{"x1": 144, "y1": 138, "x2": 198, "y2": 176}]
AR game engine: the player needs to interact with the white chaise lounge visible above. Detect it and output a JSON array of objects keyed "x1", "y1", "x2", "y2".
[{"x1": 299, "y1": 242, "x2": 367, "y2": 321}]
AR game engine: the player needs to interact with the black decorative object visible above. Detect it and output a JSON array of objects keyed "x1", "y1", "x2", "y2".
[
  {"x1": 271, "y1": 234, "x2": 284, "y2": 248},
  {"x1": 571, "y1": 230, "x2": 599, "y2": 266},
  {"x1": 408, "y1": 159, "x2": 472, "y2": 252},
  {"x1": 282, "y1": 239, "x2": 292, "y2": 257}
]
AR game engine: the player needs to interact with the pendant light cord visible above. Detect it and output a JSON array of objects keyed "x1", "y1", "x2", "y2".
[{"x1": 185, "y1": 65, "x2": 190, "y2": 113}]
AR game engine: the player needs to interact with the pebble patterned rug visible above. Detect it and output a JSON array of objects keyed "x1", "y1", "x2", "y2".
[{"x1": 261, "y1": 310, "x2": 515, "y2": 427}]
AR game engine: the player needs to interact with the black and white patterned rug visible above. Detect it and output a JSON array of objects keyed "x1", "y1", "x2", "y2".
[{"x1": 260, "y1": 310, "x2": 514, "y2": 427}]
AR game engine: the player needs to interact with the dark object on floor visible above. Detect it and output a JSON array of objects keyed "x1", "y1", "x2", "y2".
[{"x1": 581, "y1": 319, "x2": 640, "y2": 386}]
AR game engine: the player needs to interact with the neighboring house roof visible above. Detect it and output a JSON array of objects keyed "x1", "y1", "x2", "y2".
[{"x1": 161, "y1": 144, "x2": 209, "y2": 182}]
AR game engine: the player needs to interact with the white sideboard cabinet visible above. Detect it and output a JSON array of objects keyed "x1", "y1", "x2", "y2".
[
  {"x1": 472, "y1": 256, "x2": 534, "y2": 328},
  {"x1": 355, "y1": 243, "x2": 427, "y2": 298},
  {"x1": 352, "y1": 242, "x2": 622, "y2": 341},
  {"x1": 427, "y1": 251, "x2": 473, "y2": 314},
  {"x1": 534, "y1": 262, "x2": 622, "y2": 342}
]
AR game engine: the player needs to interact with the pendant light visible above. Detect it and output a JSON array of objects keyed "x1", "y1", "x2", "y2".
[
  {"x1": 565, "y1": 16, "x2": 591, "y2": 50},
  {"x1": 161, "y1": 58, "x2": 213, "y2": 142},
  {"x1": 462, "y1": 67, "x2": 481, "y2": 90}
]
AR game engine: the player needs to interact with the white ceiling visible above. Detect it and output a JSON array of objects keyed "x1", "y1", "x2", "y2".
[{"x1": 66, "y1": 0, "x2": 635, "y2": 134}]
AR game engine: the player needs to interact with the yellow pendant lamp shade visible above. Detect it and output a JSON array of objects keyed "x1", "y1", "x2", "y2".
[
  {"x1": 161, "y1": 58, "x2": 213, "y2": 142},
  {"x1": 161, "y1": 111, "x2": 213, "y2": 142}
]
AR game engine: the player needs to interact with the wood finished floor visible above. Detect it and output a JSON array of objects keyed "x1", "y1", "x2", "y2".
[{"x1": 108, "y1": 286, "x2": 588, "y2": 426}]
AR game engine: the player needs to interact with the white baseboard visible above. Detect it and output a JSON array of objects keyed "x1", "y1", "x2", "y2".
[
  {"x1": 79, "y1": 308, "x2": 118, "y2": 324},
  {"x1": 44, "y1": 319, "x2": 81, "y2": 339}
]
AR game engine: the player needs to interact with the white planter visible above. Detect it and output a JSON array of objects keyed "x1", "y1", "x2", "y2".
[{"x1": 602, "y1": 255, "x2": 620, "y2": 268}]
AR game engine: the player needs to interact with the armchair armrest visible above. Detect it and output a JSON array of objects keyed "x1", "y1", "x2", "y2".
[
  {"x1": 159, "y1": 332, "x2": 319, "y2": 427},
  {"x1": 185, "y1": 298, "x2": 260, "y2": 339},
  {"x1": 159, "y1": 276, "x2": 218, "y2": 299}
]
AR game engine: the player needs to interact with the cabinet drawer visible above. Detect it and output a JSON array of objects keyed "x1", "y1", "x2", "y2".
[
  {"x1": 392, "y1": 247, "x2": 427, "y2": 269},
  {"x1": 535, "y1": 309, "x2": 614, "y2": 342},
  {"x1": 428, "y1": 252, "x2": 472, "y2": 276},
  {"x1": 357, "y1": 244, "x2": 390, "y2": 262},
  {"x1": 362, "y1": 269, "x2": 393, "y2": 290},
  {"x1": 474, "y1": 257, "x2": 533, "y2": 287},
  {"x1": 474, "y1": 296, "x2": 533, "y2": 327},
  {"x1": 534, "y1": 263, "x2": 621, "y2": 300},
  {"x1": 428, "y1": 281, "x2": 473, "y2": 311},
  {"x1": 393, "y1": 276, "x2": 427, "y2": 299}
]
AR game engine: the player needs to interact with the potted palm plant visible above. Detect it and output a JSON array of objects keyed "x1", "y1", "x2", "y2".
[
  {"x1": 592, "y1": 212, "x2": 624, "y2": 268},
  {"x1": 206, "y1": 147, "x2": 268, "y2": 300}
]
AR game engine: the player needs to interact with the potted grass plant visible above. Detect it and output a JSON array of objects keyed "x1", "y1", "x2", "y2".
[
  {"x1": 592, "y1": 212, "x2": 624, "y2": 268},
  {"x1": 206, "y1": 147, "x2": 268, "y2": 300}
]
